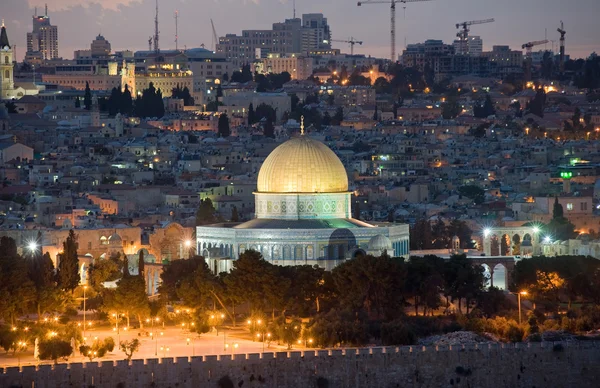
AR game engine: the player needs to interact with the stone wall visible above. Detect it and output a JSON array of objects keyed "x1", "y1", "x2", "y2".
[{"x1": 2, "y1": 342, "x2": 599, "y2": 388}]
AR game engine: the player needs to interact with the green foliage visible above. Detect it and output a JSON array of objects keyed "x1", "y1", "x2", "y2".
[
  {"x1": 263, "y1": 118, "x2": 275, "y2": 138},
  {"x1": 442, "y1": 97, "x2": 461, "y2": 119},
  {"x1": 134, "y1": 82, "x2": 165, "y2": 118},
  {"x1": 79, "y1": 337, "x2": 114, "y2": 361},
  {"x1": 218, "y1": 113, "x2": 230, "y2": 137},
  {"x1": 230, "y1": 206, "x2": 239, "y2": 222},
  {"x1": 174, "y1": 261, "x2": 219, "y2": 309},
  {"x1": 158, "y1": 256, "x2": 208, "y2": 302},
  {"x1": 271, "y1": 316, "x2": 302, "y2": 349},
  {"x1": 39, "y1": 338, "x2": 73, "y2": 363},
  {"x1": 247, "y1": 103, "x2": 255, "y2": 124},
  {"x1": 506, "y1": 324, "x2": 525, "y2": 343},
  {"x1": 138, "y1": 250, "x2": 145, "y2": 277},
  {"x1": 473, "y1": 94, "x2": 495, "y2": 118},
  {"x1": 254, "y1": 103, "x2": 277, "y2": 124},
  {"x1": 102, "y1": 275, "x2": 150, "y2": 327},
  {"x1": 525, "y1": 89, "x2": 546, "y2": 117},
  {"x1": 171, "y1": 85, "x2": 194, "y2": 106},
  {"x1": 88, "y1": 256, "x2": 122, "y2": 291},
  {"x1": 381, "y1": 320, "x2": 417, "y2": 345},
  {"x1": 458, "y1": 185, "x2": 485, "y2": 204},
  {"x1": 224, "y1": 250, "x2": 289, "y2": 311},
  {"x1": 57, "y1": 230, "x2": 80, "y2": 293},
  {"x1": 84, "y1": 81, "x2": 92, "y2": 110},
  {"x1": 120, "y1": 338, "x2": 141, "y2": 360},
  {"x1": 196, "y1": 198, "x2": 219, "y2": 225},
  {"x1": 0, "y1": 238, "x2": 36, "y2": 324},
  {"x1": 230, "y1": 64, "x2": 253, "y2": 83},
  {"x1": 332, "y1": 254, "x2": 406, "y2": 320}
]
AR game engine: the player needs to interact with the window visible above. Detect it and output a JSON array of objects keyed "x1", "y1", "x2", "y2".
[
  {"x1": 4, "y1": 70, "x2": 8, "y2": 79},
  {"x1": 4, "y1": 56, "x2": 8, "y2": 64},
  {"x1": 567, "y1": 203, "x2": 573, "y2": 211},
  {"x1": 581, "y1": 202, "x2": 588, "y2": 211}
]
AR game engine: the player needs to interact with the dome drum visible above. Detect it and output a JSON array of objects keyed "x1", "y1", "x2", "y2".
[{"x1": 254, "y1": 192, "x2": 351, "y2": 220}]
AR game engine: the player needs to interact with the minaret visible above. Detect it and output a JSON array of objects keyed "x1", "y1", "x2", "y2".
[
  {"x1": 115, "y1": 113, "x2": 124, "y2": 137},
  {"x1": 153, "y1": 0, "x2": 160, "y2": 55},
  {"x1": 0, "y1": 20, "x2": 15, "y2": 100}
]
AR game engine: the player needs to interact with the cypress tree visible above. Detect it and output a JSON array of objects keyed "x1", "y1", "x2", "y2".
[
  {"x1": 248, "y1": 103, "x2": 255, "y2": 125},
  {"x1": 84, "y1": 82, "x2": 92, "y2": 110},
  {"x1": 218, "y1": 113, "x2": 230, "y2": 137},
  {"x1": 57, "y1": 230, "x2": 80, "y2": 292},
  {"x1": 122, "y1": 85, "x2": 133, "y2": 115},
  {"x1": 138, "y1": 250, "x2": 145, "y2": 277}
]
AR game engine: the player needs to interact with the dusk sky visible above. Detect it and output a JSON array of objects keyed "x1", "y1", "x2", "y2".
[{"x1": 2, "y1": 0, "x2": 599, "y2": 61}]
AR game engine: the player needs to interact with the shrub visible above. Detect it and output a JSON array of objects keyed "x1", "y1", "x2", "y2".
[
  {"x1": 381, "y1": 320, "x2": 417, "y2": 346},
  {"x1": 104, "y1": 337, "x2": 115, "y2": 352},
  {"x1": 506, "y1": 325, "x2": 525, "y2": 343},
  {"x1": 528, "y1": 333, "x2": 542, "y2": 342},
  {"x1": 39, "y1": 338, "x2": 73, "y2": 364}
]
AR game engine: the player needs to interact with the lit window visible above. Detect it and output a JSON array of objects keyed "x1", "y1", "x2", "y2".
[{"x1": 566, "y1": 203, "x2": 573, "y2": 211}]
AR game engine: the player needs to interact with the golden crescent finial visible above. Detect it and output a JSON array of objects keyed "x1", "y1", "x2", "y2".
[{"x1": 300, "y1": 115, "x2": 304, "y2": 135}]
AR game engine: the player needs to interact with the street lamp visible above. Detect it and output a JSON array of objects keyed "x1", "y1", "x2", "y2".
[
  {"x1": 517, "y1": 291, "x2": 527, "y2": 325},
  {"x1": 83, "y1": 285, "x2": 87, "y2": 340},
  {"x1": 186, "y1": 337, "x2": 195, "y2": 357},
  {"x1": 27, "y1": 241, "x2": 38, "y2": 254},
  {"x1": 483, "y1": 228, "x2": 491, "y2": 238}
]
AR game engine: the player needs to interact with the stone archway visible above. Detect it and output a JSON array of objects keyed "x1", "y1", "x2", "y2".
[
  {"x1": 481, "y1": 263, "x2": 492, "y2": 288},
  {"x1": 490, "y1": 235, "x2": 500, "y2": 256},
  {"x1": 492, "y1": 263, "x2": 507, "y2": 290},
  {"x1": 500, "y1": 234, "x2": 511, "y2": 256},
  {"x1": 512, "y1": 234, "x2": 521, "y2": 255}
]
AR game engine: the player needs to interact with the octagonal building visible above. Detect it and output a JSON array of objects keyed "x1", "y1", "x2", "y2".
[{"x1": 196, "y1": 133, "x2": 409, "y2": 273}]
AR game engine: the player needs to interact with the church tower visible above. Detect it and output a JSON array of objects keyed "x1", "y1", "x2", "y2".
[
  {"x1": 91, "y1": 94, "x2": 100, "y2": 127},
  {"x1": 0, "y1": 21, "x2": 15, "y2": 100}
]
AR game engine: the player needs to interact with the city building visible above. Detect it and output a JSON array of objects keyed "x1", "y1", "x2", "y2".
[
  {"x1": 90, "y1": 34, "x2": 111, "y2": 58},
  {"x1": 253, "y1": 54, "x2": 314, "y2": 80},
  {"x1": 401, "y1": 40, "x2": 454, "y2": 71},
  {"x1": 1, "y1": 23, "x2": 39, "y2": 99},
  {"x1": 453, "y1": 35, "x2": 483, "y2": 56},
  {"x1": 196, "y1": 124, "x2": 410, "y2": 273},
  {"x1": 481, "y1": 45, "x2": 523, "y2": 76},
  {"x1": 26, "y1": 6, "x2": 59, "y2": 61},
  {"x1": 217, "y1": 14, "x2": 332, "y2": 68}
]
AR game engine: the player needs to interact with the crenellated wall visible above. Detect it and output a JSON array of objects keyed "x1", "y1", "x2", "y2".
[{"x1": 1, "y1": 342, "x2": 599, "y2": 388}]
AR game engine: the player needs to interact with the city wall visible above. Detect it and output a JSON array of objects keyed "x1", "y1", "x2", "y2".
[{"x1": 1, "y1": 342, "x2": 599, "y2": 388}]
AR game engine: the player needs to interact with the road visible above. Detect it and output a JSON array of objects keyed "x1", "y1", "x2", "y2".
[{"x1": 0, "y1": 326, "x2": 294, "y2": 368}]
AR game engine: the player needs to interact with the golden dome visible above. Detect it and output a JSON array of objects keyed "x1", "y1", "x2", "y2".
[{"x1": 257, "y1": 136, "x2": 348, "y2": 193}]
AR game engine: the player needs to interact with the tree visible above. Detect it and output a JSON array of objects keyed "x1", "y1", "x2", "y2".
[
  {"x1": 57, "y1": 230, "x2": 80, "y2": 293},
  {"x1": 138, "y1": 250, "x2": 145, "y2": 277},
  {"x1": 122, "y1": 84, "x2": 133, "y2": 114},
  {"x1": 134, "y1": 82, "x2": 165, "y2": 118},
  {"x1": 103, "y1": 275, "x2": 150, "y2": 328},
  {"x1": 553, "y1": 196, "x2": 564, "y2": 219},
  {"x1": 442, "y1": 98, "x2": 461, "y2": 119},
  {"x1": 525, "y1": 89, "x2": 546, "y2": 117},
  {"x1": 248, "y1": 103, "x2": 255, "y2": 125},
  {"x1": 79, "y1": 337, "x2": 114, "y2": 361},
  {"x1": 218, "y1": 113, "x2": 230, "y2": 137},
  {"x1": 120, "y1": 338, "x2": 141, "y2": 360},
  {"x1": 255, "y1": 103, "x2": 277, "y2": 123},
  {"x1": 84, "y1": 81, "x2": 92, "y2": 110},
  {"x1": 107, "y1": 86, "x2": 123, "y2": 116},
  {"x1": 264, "y1": 118, "x2": 275, "y2": 138},
  {"x1": 231, "y1": 206, "x2": 239, "y2": 222},
  {"x1": 159, "y1": 256, "x2": 208, "y2": 301},
  {"x1": 443, "y1": 254, "x2": 486, "y2": 313},
  {"x1": 332, "y1": 107, "x2": 344, "y2": 125},
  {"x1": 0, "y1": 240, "x2": 36, "y2": 325},
  {"x1": 223, "y1": 250, "x2": 281, "y2": 310},
  {"x1": 38, "y1": 338, "x2": 73, "y2": 364},
  {"x1": 332, "y1": 253, "x2": 406, "y2": 320},
  {"x1": 74, "y1": 97, "x2": 81, "y2": 108},
  {"x1": 30, "y1": 251, "x2": 66, "y2": 319},
  {"x1": 196, "y1": 198, "x2": 218, "y2": 225},
  {"x1": 373, "y1": 77, "x2": 392, "y2": 94},
  {"x1": 458, "y1": 185, "x2": 485, "y2": 204}
]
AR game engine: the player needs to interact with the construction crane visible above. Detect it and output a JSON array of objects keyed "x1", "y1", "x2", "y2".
[
  {"x1": 455, "y1": 18, "x2": 494, "y2": 55},
  {"x1": 211, "y1": 19, "x2": 218, "y2": 51},
  {"x1": 521, "y1": 40, "x2": 549, "y2": 81},
  {"x1": 331, "y1": 37, "x2": 363, "y2": 55},
  {"x1": 357, "y1": 0, "x2": 434, "y2": 63},
  {"x1": 557, "y1": 21, "x2": 566, "y2": 74}
]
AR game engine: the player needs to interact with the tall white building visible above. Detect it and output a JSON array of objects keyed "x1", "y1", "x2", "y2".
[
  {"x1": 217, "y1": 14, "x2": 331, "y2": 69},
  {"x1": 26, "y1": 7, "x2": 59, "y2": 60},
  {"x1": 453, "y1": 35, "x2": 483, "y2": 56}
]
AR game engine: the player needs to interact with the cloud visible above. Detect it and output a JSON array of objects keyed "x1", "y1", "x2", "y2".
[{"x1": 29, "y1": 0, "x2": 143, "y2": 12}]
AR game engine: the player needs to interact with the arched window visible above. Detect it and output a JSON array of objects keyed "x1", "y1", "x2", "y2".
[
  {"x1": 4, "y1": 56, "x2": 8, "y2": 64},
  {"x1": 4, "y1": 70, "x2": 8, "y2": 79}
]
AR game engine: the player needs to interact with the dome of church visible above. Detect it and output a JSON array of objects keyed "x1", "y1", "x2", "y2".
[
  {"x1": 368, "y1": 234, "x2": 393, "y2": 253},
  {"x1": 257, "y1": 136, "x2": 348, "y2": 193}
]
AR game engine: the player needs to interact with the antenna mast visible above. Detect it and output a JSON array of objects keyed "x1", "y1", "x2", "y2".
[
  {"x1": 153, "y1": 0, "x2": 160, "y2": 54},
  {"x1": 175, "y1": 10, "x2": 179, "y2": 51},
  {"x1": 293, "y1": 0, "x2": 296, "y2": 18}
]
